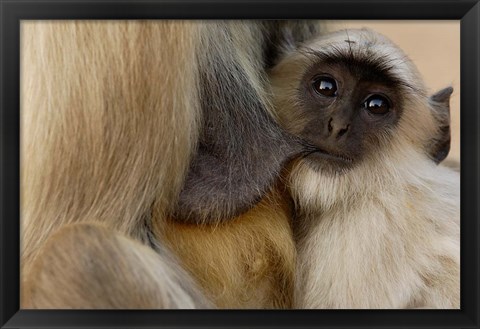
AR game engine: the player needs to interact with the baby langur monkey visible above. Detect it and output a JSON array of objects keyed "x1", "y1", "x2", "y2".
[{"x1": 269, "y1": 29, "x2": 460, "y2": 309}]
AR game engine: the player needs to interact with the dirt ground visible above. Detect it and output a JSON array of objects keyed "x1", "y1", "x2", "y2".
[{"x1": 329, "y1": 21, "x2": 460, "y2": 163}]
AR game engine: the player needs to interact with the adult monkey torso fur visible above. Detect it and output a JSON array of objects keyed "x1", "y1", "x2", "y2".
[{"x1": 21, "y1": 21, "x2": 322, "y2": 308}]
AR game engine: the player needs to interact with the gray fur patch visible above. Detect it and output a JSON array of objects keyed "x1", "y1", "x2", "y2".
[{"x1": 173, "y1": 22, "x2": 319, "y2": 223}]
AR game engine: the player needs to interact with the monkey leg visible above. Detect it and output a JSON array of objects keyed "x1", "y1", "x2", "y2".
[{"x1": 21, "y1": 223, "x2": 211, "y2": 309}]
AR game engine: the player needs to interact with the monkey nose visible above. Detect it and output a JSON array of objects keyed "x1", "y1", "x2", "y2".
[{"x1": 327, "y1": 117, "x2": 350, "y2": 139}]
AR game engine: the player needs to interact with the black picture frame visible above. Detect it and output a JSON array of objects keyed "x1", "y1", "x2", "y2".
[{"x1": 1, "y1": 0, "x2": 479, "y2": 328}]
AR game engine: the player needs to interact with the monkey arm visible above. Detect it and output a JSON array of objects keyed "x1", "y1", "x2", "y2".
[{"x1": 22, "y1": 223, "x2": 211, "y2": 309}]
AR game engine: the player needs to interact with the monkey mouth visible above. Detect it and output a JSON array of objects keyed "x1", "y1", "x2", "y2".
[{"x1": 302, "y1": 145, "x2": 354, "y2": 164}]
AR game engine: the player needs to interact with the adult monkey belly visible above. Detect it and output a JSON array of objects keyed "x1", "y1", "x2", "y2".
[{"x1": 21, "y1": 20, "x2": 322, "y2": 309}]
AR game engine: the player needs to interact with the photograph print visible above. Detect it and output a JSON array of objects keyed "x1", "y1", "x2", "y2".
[{"x1": 19, "y1": 20, "x2": 460, "y2": 309}]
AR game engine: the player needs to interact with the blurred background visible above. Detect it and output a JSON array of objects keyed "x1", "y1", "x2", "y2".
[{"x1": 328, "y1": 21, "x2": 460, "y2": 164}]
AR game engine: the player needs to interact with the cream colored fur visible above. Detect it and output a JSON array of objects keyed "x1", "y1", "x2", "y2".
[
  {"x1": 270, "y1": 29, "x2": 460, "y2": 309},
  {"x1": 22, "y1": 223, "x2": 211, "y2": 309},
  {"x1": 291, "y1": 149, "x2": 460, "y2": 309},
  {"x1": 20, "y1": 21, "x2": 202, "y2": 308}
]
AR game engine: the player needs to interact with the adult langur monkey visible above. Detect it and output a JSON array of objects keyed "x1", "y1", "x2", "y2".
[
  {"x1": 265, "y1": 29, "x2": 458, "y2": 308},
  {"x1": 20, "y1": 21, "x2": 324, "y2": 308}
]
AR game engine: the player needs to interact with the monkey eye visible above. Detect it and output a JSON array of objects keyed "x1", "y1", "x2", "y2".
[
  {"x1": 312, "y1": 76, "x2": 337, "y2": 97},
  {"x1": 363, "y1": 95, "x2": 391, "y2": 115}
]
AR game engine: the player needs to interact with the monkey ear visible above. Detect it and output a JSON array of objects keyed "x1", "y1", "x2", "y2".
[{"x1": 428, "y1": 86, "x2": 453, "y2": 164}]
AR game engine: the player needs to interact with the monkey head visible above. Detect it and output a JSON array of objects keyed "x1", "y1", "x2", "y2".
[{"x1": 269, "y1": 29, "x2": 453, "y2": 210}]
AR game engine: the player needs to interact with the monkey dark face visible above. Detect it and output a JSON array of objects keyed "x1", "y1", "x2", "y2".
[
  {"x1": 272, "y1": 29, "x2": 452, "y2": 178},
  {"x1": 295, "y1": 59, "x2": 403, "y2": 173}
]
